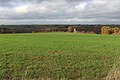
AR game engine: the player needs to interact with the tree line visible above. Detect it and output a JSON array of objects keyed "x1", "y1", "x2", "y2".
[{"x1": 0, "y1": 24, "x2": 120, "y2": 34}]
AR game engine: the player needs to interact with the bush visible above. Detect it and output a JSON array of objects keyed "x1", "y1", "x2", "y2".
[{"x1": 67, "y1": 26, "x2": 74, "y2": 32}]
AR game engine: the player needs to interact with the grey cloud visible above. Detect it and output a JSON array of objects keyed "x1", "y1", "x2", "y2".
[{"x1": 0, "y1": 0, "x2": 120, "y2": 24}]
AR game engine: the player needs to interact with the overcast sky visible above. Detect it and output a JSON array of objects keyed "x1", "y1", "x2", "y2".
[{"x1": 0, "y1": 0, "x2": 120, "y2": 24}]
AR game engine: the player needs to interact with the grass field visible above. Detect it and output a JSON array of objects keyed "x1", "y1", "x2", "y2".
[{"x1": 0, "y1": 32, "x2": 120, "y2": 80}]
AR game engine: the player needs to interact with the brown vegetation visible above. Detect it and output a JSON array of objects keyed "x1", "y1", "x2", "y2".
[
  {"x1": 101, "y1": 26, "x2": 111, "y2": 34},
  {"x1": 67, "y1": 26, "x2": 101, "y2": 34},
  {"x1": 101, "y1": 26, "x2": 120, "y2": 35},
  {"x1": 106, "y1": 58, "x2": 120, "y2": 80},
  {"x1": 67, "y1": 26, "x2": 74, "y2": 32}
]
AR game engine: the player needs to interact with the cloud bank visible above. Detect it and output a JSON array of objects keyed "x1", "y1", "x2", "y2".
[{"x1": 0, "y1": 0, "x2": 120, "y2": 24}]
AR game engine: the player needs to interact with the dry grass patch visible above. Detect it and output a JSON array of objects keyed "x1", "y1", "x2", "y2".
[{"x1": 106, "y1": 57, "x2": 120, "y2": 80}]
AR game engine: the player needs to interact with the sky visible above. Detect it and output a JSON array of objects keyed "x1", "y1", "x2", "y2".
[{"x1": 0, "y1": 0, "x2": 120, "y2": 24}]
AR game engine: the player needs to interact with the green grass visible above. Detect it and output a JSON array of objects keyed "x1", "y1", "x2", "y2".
[{"x1": 0, "y1": 32, "x2": 120, "y2": 80}]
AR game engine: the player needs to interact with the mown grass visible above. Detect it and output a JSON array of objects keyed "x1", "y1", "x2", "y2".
[{"x1": 0, "y1": 32, "x2": 120, "y2": 80}]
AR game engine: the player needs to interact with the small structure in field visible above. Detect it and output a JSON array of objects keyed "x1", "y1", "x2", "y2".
[{"x1": 73, "y1": 28, "x2": 77, "y2": 33}]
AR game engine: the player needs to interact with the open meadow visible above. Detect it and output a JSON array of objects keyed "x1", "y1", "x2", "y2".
[{"x1": 0, "y1": 32, "x2": 120, "y2": 80}]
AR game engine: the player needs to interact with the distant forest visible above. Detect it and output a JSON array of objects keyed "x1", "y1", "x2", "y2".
[{"x1": 0, "y1": 24, "x2": 120, "y2": 34}]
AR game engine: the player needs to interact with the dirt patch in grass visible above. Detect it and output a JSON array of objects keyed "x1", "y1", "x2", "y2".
[{"x1": 48, "y1": 50, "x2": 62, "y2": 54}]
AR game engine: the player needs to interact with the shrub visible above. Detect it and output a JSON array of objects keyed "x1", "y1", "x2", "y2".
[{"x1": 67, "y1": 26, "x2": 74, "y2": 32}]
